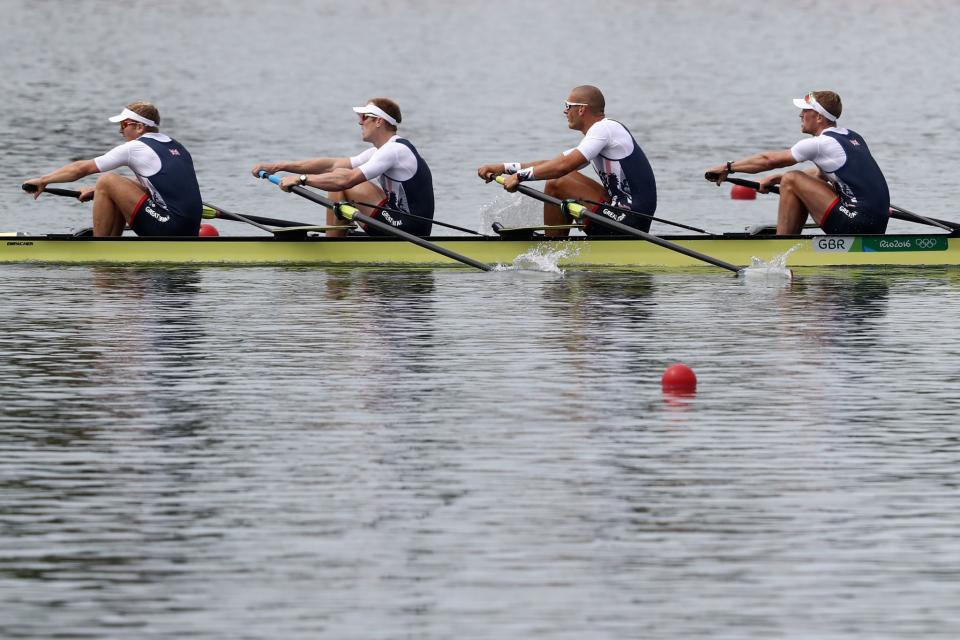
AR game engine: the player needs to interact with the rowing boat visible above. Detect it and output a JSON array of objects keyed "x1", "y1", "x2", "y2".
[{"x1": 1, "y1": 231, "x2": 956, "y2": 267}]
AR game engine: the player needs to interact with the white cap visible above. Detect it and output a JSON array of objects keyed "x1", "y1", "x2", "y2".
[
  {"x1": 108, "y1": 107, "x2": 158, "y2": 127},
  {"x1": 792, "y1": 93, "x2": 838, "y2": 122},
  {"x1": 351, "y1": 103, "x2": 399, "y2": 127}
]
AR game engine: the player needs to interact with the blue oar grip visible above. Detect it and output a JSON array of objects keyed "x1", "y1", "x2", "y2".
[{"x1": 258, "y1": 170, "x2": 282, "y2": 185}]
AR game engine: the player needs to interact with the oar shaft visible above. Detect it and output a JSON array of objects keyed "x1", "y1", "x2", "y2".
[
  {"x1": 507, "y1": 179, "x2": 741, "y2": 273},
  {"x1": 203, "y1": 203, "x2": 312, "y2": 228},
  {"x1": 200, "y1": 201, "x2": 274, "y2": 234},
  {"x1": 350, "y1": 200, "x2": 484, "y2": 236},
  {"x1": 351, "y1": 211, "x2": 493, "y2": 269},
  {"x1": 577, "y1": 197, "x2": 710, "y2": 234},
  {"x1": 260, "y1": 173, "x2": 493, "y2": 271},
  {"x1": 580, "y1": 209, "x2": 740, "y2": 272},
  {"x1": 889, "y1": 206, "x2": 958, "y2": 232}
]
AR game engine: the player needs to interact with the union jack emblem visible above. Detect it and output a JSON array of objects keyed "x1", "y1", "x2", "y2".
[{"x1": 169, "y1": 149, "x2": 181, "y2": 156}]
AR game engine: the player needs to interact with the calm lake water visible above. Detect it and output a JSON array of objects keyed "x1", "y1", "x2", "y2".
[{"x1": 2, "y1": 1, "x2": 960, "y2": 638}]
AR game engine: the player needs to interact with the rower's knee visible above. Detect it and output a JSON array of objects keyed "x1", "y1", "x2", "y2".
[
  {"x1": 544, "y1": 178, "x2": 561, "y2": 198},
  {"x1": 779, "y1": 171, "x2": 804, "y2": 194},
  {"x1": 94, "y1": 172, "x2": 123, "y2": 193}
]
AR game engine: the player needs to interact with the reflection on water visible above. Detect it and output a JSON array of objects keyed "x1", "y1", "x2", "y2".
[{"x1": 3, "y1": 266, "x2": 960, "y2": 638}]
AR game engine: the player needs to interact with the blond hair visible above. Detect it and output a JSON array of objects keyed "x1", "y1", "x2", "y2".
[
  {"x1": 812, "y1": 91, "x2": 842, "y2": 120},
  {"x1": 127, "y1": 101, "x2": 160, "y2": 132},
  {"x1": 368, "y1": 97, "x2": 401, "y2": 131}
]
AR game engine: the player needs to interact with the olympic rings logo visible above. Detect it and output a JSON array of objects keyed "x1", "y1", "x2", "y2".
[{"x1": 916, "y1": 238, "x2": 938, "y2": 249}]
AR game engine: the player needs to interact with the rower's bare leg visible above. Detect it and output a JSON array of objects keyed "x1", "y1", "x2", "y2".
[
  {"x1": 776, "y1": 170, "x2": 841, "y2": 235},
  {"x1": 326, "y1": 182, "x2": 386, "y2": 237},
  {"x1": 91, "y1": 173, "x2": 148, "y2": 237},
  {"x1": 543, "y1": 172, "x2": 608, "y2": 238}
]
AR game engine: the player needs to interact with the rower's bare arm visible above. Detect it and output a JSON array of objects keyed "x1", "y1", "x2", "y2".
[
  {"x1": 707, "y1": 150, "x2": 797, "y2": 185},
  {"x1": 525, "y1": 151, "x2": 587, "y2": 181},
  {"x1": 251, "y1": 157, "x2": 346, "y2": 178},
  {"x1": 23, "y1": 159, "x2": 99, "y2": 199},
  {"x1": 279, "y1": 167, "x2": 365, "y2": 192},
  {"x1": 501, "y1": 152, "x2": 586, "y2": 192},
  {"x1": 729, "y1": 150, "x2": 796, "y2": 174}
]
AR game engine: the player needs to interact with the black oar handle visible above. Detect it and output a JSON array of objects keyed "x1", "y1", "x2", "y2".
[
  {"x1": 22, "y1": 183, "x2": 84, "y2": 199},
  {"x1": 704, "y1": 173, "x2": 780, "y2": 194}
]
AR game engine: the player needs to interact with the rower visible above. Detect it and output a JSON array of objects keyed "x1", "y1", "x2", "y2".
[
  {"x1": 251, "y1": 98, "x2": 434, "y2": 238},
  {"x1": 23, "y1": 102, "x2": 202, "y2": 237},
  {"x1": 477, "y1": 85, "x2": 657, "y2": 238},
  {"x1": 706, "y1": 90, "x2": 890, "y2": 235}
]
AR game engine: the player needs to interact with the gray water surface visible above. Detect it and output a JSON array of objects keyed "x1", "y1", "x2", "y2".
[{"x1": 2, "y1": 1, "x2": 960, "y2": 638}]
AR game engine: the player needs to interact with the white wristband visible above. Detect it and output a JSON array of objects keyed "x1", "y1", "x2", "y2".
[
  {"x1": 516, "y1": 166, "x2": 536, "y2": 182},
  {"x1": 503, "y1": 162, "x2": 522, "y2": 175}
]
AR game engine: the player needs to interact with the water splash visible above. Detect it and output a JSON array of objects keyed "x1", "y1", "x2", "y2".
[
  {"x1": 479, "y1": 192, "x2": 542, "y2": 234},
  {"x1": 493, "y1": 242, "x2": 581, "y2": 275},
  {"x1": 740, "y1": 242, "x2": 802, "y2": 281}
]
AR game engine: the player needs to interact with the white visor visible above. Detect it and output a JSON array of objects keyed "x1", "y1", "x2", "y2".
[
  {"x1": 351, "y1": 103, "x2": 399, "y2": 127},
  {"x1": 792, "y1": 93, "x2": 837, "y2": 122},
  {"x1": 107, "y1": 108, "x2": 158, "y2": 127}
]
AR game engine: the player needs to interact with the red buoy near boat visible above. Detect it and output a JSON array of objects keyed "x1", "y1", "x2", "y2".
[
  {"x1": 662, "y1": 363, "x2": 697, "y2": 394},
  {"x1": 731, "y1": 184, "x2": 756, "y2": 200},
  {"x1": 198, "y1": 223, "x2": 219, "y2": 237}
]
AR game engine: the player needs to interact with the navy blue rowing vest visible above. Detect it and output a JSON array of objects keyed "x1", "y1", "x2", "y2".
[
  {"x1": 594, "y1": 121, "x2": 657, "y2": 230},
  {"x1": 373, "y1": 138, "x2": 434, "y2": 236},
  {"x1": 137, "y1": 136, "x2": 203, "y2": 223},
  {"x1": 822, "y1": 130, "x2": 889, "y2": 214}
]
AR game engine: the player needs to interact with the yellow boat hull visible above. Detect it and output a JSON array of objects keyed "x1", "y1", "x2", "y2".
[{"x1": 1, "y1": 233, "x2": 956, "y2": 267}]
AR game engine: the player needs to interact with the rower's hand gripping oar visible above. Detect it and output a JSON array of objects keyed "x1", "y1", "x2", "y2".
[
  {"x1": 495, "y1": 176, "x2": 743, "y2": 274},
  {"x1": 258, "y1": 172, "x2": 493, "y2": 271},
  {"x1": 705, "y1": 172, "x2": 958, "y2": 233}
]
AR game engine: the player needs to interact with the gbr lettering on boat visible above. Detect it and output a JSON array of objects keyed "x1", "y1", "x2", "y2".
[{"x1": 813, "y1": 237, "x2": 853, "y2": 252}]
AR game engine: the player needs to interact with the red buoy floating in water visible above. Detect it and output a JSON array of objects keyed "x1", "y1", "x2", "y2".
[
  {"x1": 662, "y1": 363, "x2": 697, "y2": 394},
  {"x1": 198, "y1": 223, "x2": 219, "y2": 237},
  {"x1": 730, "y1": 184, "x2": 757, "y2": 200}
]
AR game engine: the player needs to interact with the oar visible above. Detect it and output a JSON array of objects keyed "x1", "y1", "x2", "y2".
[
  {"x1": 196, "y1": 201, "x2": 289, "y2": 234},
  {"x1": 258, "y1": 172, "x2": 493, "y2": 271},
  {"x1": 22, "y1": 184, "x2": 83, "y2": 198},
  {"x1": 496, "y1": 177, "x2": 742, "y2": 274},
  {"x1": 573, "y1": 197, "x2": 711, "y2": 234},
  {"x1": 348, "y1": 199, "x2": 486, "y2": 236},
  {"x1": 202, "y1": 203, "x2": 317, "y2": 229},
  {"x1": 890, "y1": 204, "x2": 960, "y2": 232},
  {"x1": 705, "y1": 173, "x2": 958, "y2": 233}
]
